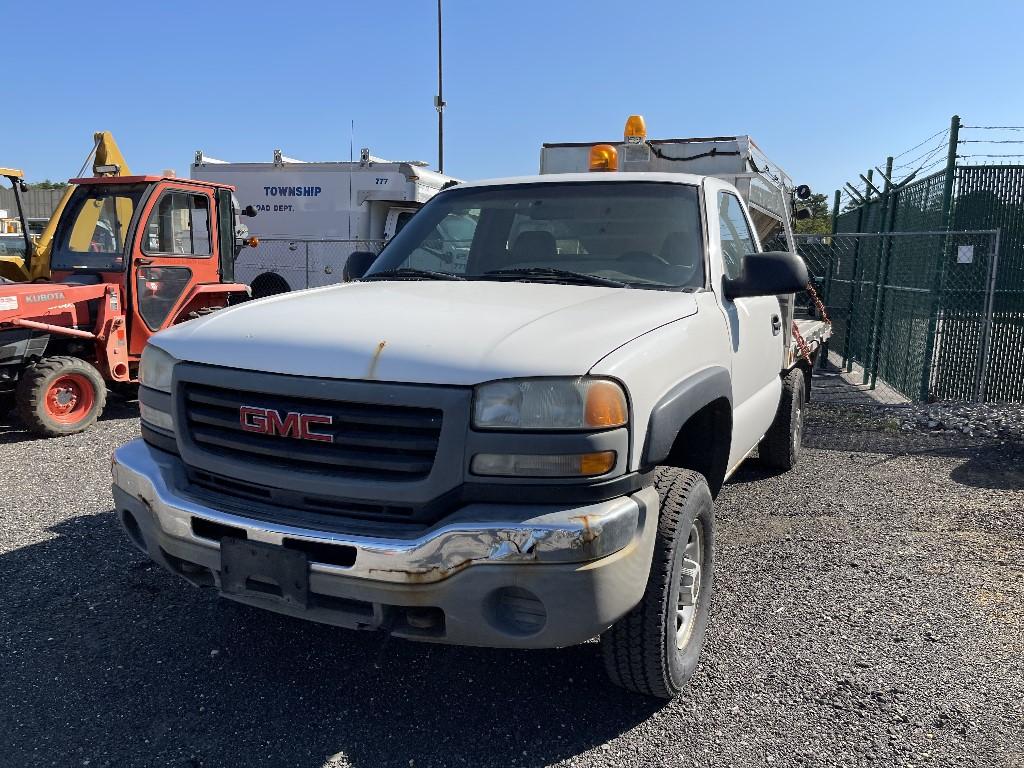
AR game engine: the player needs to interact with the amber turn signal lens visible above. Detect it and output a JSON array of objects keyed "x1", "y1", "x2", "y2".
[
  {"x1": 589, "y1": 144, "x2": 618, "y2": 172},
  {"x1": 247, "y1": 236, "x2": 260, "y2": 247},
  {"x1": 470, "y1": 451, "x2": 617, "y2": 478},
  {"x1": 584, "y1": 380, "x2": 628, "y2": 428},
  {"x1": 579, "y1": 451, "x2": 616, "y2": 476}
]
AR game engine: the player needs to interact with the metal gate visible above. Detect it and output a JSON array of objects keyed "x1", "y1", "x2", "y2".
[{"x1": 792, "y1": 229, "x2": 1010, "y2": 402}]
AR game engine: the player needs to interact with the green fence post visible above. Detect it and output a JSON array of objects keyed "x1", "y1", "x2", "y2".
[
  {"x1": 918, "y1": 115, "x2": 961, "y2": 401},
  {"x1": 861, "y1": 159, "x2": 894, "y2": 383},
  {"x1": 868, "y1": 157, "x2": 896, "y2": 388},
  {"x1": 845, "y1": 170, "x2": 872, "y2": 372},
  {"x1": 819, "y1": 189, "x2": 841, "y2": 370}
]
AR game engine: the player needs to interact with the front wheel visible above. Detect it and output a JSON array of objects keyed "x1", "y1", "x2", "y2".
[
  {"x1": 601, "y1": 467, "x2": 714, "y2": 699},
  {"x1": 15, "y1": 356, "x2": 107, "y2": 436}
]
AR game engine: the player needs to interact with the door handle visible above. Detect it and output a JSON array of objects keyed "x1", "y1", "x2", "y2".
[
  {"x1": 771, "y1": 314, "x2": 782, "y2": 336},
  {"x1": 135, "y1": 258, "x2": 153, "y2": 266}
]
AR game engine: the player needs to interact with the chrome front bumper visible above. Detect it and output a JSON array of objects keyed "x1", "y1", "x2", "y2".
[
  {"x1": 111, "y1": 439, "x2": 659, "y2": 647},
  {"x1": 112, "y1": 439, "x2": 644, "y2": 584}
]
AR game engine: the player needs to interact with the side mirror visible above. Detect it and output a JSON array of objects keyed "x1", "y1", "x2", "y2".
[
  {"x1": 724, "y1": 251, "x2": 808, "y2": 301},
  {"x1": 795, "y1": 184, "x2": 812, "y2": 200},
  {"x1": 794, "y1": 207, "x2": 813, "y2": 220},
  {"x1": 344, "y1": 250, "x2": 377, "y2": 281},
  {"x1": 242, "y1": 205, "x2": 257, "y2": 217}
]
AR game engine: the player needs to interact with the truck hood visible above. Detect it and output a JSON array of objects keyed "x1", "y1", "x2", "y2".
[{"x1": 151, "y1": 281, "x2": 699, "y2": 385}]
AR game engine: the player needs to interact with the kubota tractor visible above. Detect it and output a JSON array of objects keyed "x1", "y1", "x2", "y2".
[{"x1": 0, "y1": 174, "x2": 255, "y2": 435}]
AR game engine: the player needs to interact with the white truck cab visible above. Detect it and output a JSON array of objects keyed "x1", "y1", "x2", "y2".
[{"x1": 114, "y1": 117, "x2": 829, "y2": 699}]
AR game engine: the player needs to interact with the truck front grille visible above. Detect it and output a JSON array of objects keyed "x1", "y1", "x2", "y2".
[{"x1": 182, "y1": 382, "x2": 443, "y2": 481}]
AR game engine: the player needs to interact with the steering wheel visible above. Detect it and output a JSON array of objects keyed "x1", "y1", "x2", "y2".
[{"x1": 619, "y1": 250, "x2": 669, "y2": 266}]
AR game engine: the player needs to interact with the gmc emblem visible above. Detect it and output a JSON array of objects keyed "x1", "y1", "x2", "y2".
[{"x1": 239, "y1": 406, "x2": 334, "y2": 443}]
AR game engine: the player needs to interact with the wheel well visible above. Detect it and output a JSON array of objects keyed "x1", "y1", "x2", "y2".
[
  {"x1": 249, "y1": 272, "x2": 291, "y2": 300},
  {"x1": 662, "y1": 398, "x2": 732, "y2": 497}
]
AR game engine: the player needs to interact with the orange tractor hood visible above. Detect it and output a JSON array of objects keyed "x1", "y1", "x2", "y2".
[{"x1": 0, "y1": 281, "x2": 111, "y2": 326}]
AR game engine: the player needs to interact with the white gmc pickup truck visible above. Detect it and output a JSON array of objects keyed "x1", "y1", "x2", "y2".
[{"x1": 112, "y1": 120, "x2": 829, "y2": 698}]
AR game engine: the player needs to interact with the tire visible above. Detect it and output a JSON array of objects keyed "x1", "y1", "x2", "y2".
[
  {"x1": 759, "y1": 367, "x2": 806, "y2": 471},
  {"x1": 15, "y1": 356, "x2": 107, "y2": 437},
  {"x1": 249, "y1": 272, "x2": 291, "y2": 300},
  {"x1": 601, "y1": 467, "x2": 714, "y2": 699}
]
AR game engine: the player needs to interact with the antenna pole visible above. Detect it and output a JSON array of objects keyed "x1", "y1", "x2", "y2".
[{"x1": 436, "y1": 0, "x2": 445, "y2": 173}]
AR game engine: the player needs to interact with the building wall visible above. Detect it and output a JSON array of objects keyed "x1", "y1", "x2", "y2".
[{"x1": 0, "y1": 188, "x2": 65, "y2": 220}]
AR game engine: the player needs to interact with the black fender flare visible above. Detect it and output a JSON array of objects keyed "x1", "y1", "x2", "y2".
[{"x1": 641, "y1": 366, "x2": 732, "y2": 467}]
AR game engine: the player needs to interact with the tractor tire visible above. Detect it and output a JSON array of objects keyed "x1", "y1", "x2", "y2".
[
  {"x1": 601, "y1": 467, "x2": 714, "y2": 699},
  {"x1": 249, "y1": 273, "x2": 291, "y2": 300},
  {"x1": 759, "y1": 367, "x2": 806, "y2": 471},
  {"x1": 15, "y1": 356, "x2": 107, "y2": 437}
]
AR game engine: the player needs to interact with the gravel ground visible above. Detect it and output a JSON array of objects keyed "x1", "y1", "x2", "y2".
[{"x1": 1, "y1": 398, "x2": 1022, "y2": 768}]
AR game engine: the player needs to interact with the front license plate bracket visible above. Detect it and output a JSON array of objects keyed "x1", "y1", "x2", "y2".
[{"x1": 220, "y1": 537, "x2": 309, "y2": 608}]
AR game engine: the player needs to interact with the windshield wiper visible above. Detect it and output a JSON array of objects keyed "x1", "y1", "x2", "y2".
[
  {"x1": 480, "y1": 267, "x2": 629, "y2": 288},
  {"x1": 362, "y1": 267, "x2": 465, "y2": 281}
]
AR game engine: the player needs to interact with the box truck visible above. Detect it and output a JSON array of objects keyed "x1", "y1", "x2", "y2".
[{"x1": 191, "y1": 149, "x2": 459, "y2": 298}]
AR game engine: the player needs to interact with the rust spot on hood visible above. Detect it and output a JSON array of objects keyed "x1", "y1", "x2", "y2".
[{"x1": 367, "y1": 340, "x2": 387, "y2": 379}]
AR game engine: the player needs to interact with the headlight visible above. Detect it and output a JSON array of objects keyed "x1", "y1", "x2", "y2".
[
  {"x1": 473, "y1": 377, "x2": 628, "y2": 430},
  {"x1": 139, "y1": 344, "x2": 177, "y2": 393}
]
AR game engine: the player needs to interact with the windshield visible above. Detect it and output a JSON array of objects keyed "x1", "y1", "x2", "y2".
[
  {"x1": 51, "y1": 184, "x2": 147, "y2": 271},
  {"x1": 366, "y1": 182, "x2": 705, "y2": 289}
]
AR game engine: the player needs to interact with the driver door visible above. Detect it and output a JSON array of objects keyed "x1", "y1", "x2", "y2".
[
  {"x1": 128, "y1": 184, "x2": 221, "y2": 355},
  {"x1": 714, "y1": 190, "x2": 784, "y2": 469}
]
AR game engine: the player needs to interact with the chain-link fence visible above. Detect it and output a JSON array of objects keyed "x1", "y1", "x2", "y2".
[
  {"x1": 235, "y1": 239, "x2": 385, "y2": 296},
  {"x1": 825, "y1": 117, "x2": 1024, "y2": 404},
  {"x1": 793, "y1": 230, "x2": 1008, "y2": 402}
]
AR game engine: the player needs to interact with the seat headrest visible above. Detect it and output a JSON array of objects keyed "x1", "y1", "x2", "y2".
[{"x1": 510, "y1": 230, "x2": 557, "y2": 263}]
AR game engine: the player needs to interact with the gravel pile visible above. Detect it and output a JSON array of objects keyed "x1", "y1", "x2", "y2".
[
  {"x1": 1, "y1": 401, "x2": 1022, "y2": 767},
  {"x1": 896, "y1": 402, "x2": 1024, "y2": 440}
]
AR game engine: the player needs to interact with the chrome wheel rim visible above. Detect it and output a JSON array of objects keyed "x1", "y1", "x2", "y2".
[
  {"x1": 676, "y1": 522, "x2": 703, "y2": 649},
  {"x1": 793, "y1": 399, "x2": 803, "y2": 454}
]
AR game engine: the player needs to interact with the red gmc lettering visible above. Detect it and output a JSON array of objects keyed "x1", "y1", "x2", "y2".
[
  {"x1": 239, "y1": 406, "x2": 334, "y2": 443},
  {"x1": 266, "y1": 410, "x2": 301, "y2": 438},
  {"x1": 299, "y1": 414, "x2": 334, "y2": 443},
  {"x1": 239, "y1": 406, "x2": 267, "y2": 433}
]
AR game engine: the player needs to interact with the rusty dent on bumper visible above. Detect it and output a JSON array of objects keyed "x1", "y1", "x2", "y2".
[{"x1": 111, "y1": 439, "x2": 644, "y2": 585}]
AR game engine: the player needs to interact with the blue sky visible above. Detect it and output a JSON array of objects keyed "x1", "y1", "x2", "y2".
[{"x1": 6, "y1": 0, "x2": 1023, "y2": 200}]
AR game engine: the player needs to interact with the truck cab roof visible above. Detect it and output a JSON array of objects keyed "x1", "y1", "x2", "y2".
[
  {"x1": 454, "y1": 171, "x2": 708, "y2": 190},
  {"x1": 69, "y1": 175, "x2": 232, "y2": 190}
]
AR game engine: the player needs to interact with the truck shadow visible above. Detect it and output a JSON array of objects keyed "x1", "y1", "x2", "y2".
[
  {"x1": 799, "y1": 408, "x2": 1024, "y2": 492},
  {"x1": 0, "y1": 512, "x2": 663, "y2": 768},
  {"x1": 720, "y1": 412, "x2": 1024, "y2": 493}
]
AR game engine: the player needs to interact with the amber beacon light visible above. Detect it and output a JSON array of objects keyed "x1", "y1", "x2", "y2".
[
  {"x1": 588, "y1": 144, "x2": 619, "y2": 172},
  {"x1": 624, "y1": 114, "x2": 647, "y2": 143}
]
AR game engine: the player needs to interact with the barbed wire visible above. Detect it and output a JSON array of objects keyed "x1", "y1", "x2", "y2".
[
  {"x1": 889, "y1": 127, "x2": 950, "y2": 161},
  {"x1": 837, "y1": 122, "x2": 1024, "y2": 209},
  {"x1": 892, "y1": 136, "x2": 949, "y2": 172},
  {"x1": 961, "y1": 125, "x2": 1024, "y2": 130}
]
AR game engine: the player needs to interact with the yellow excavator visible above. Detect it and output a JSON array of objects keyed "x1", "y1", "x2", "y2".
[{"x1": 0, "y1": 131, "x2": 130, "y2": 282}]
